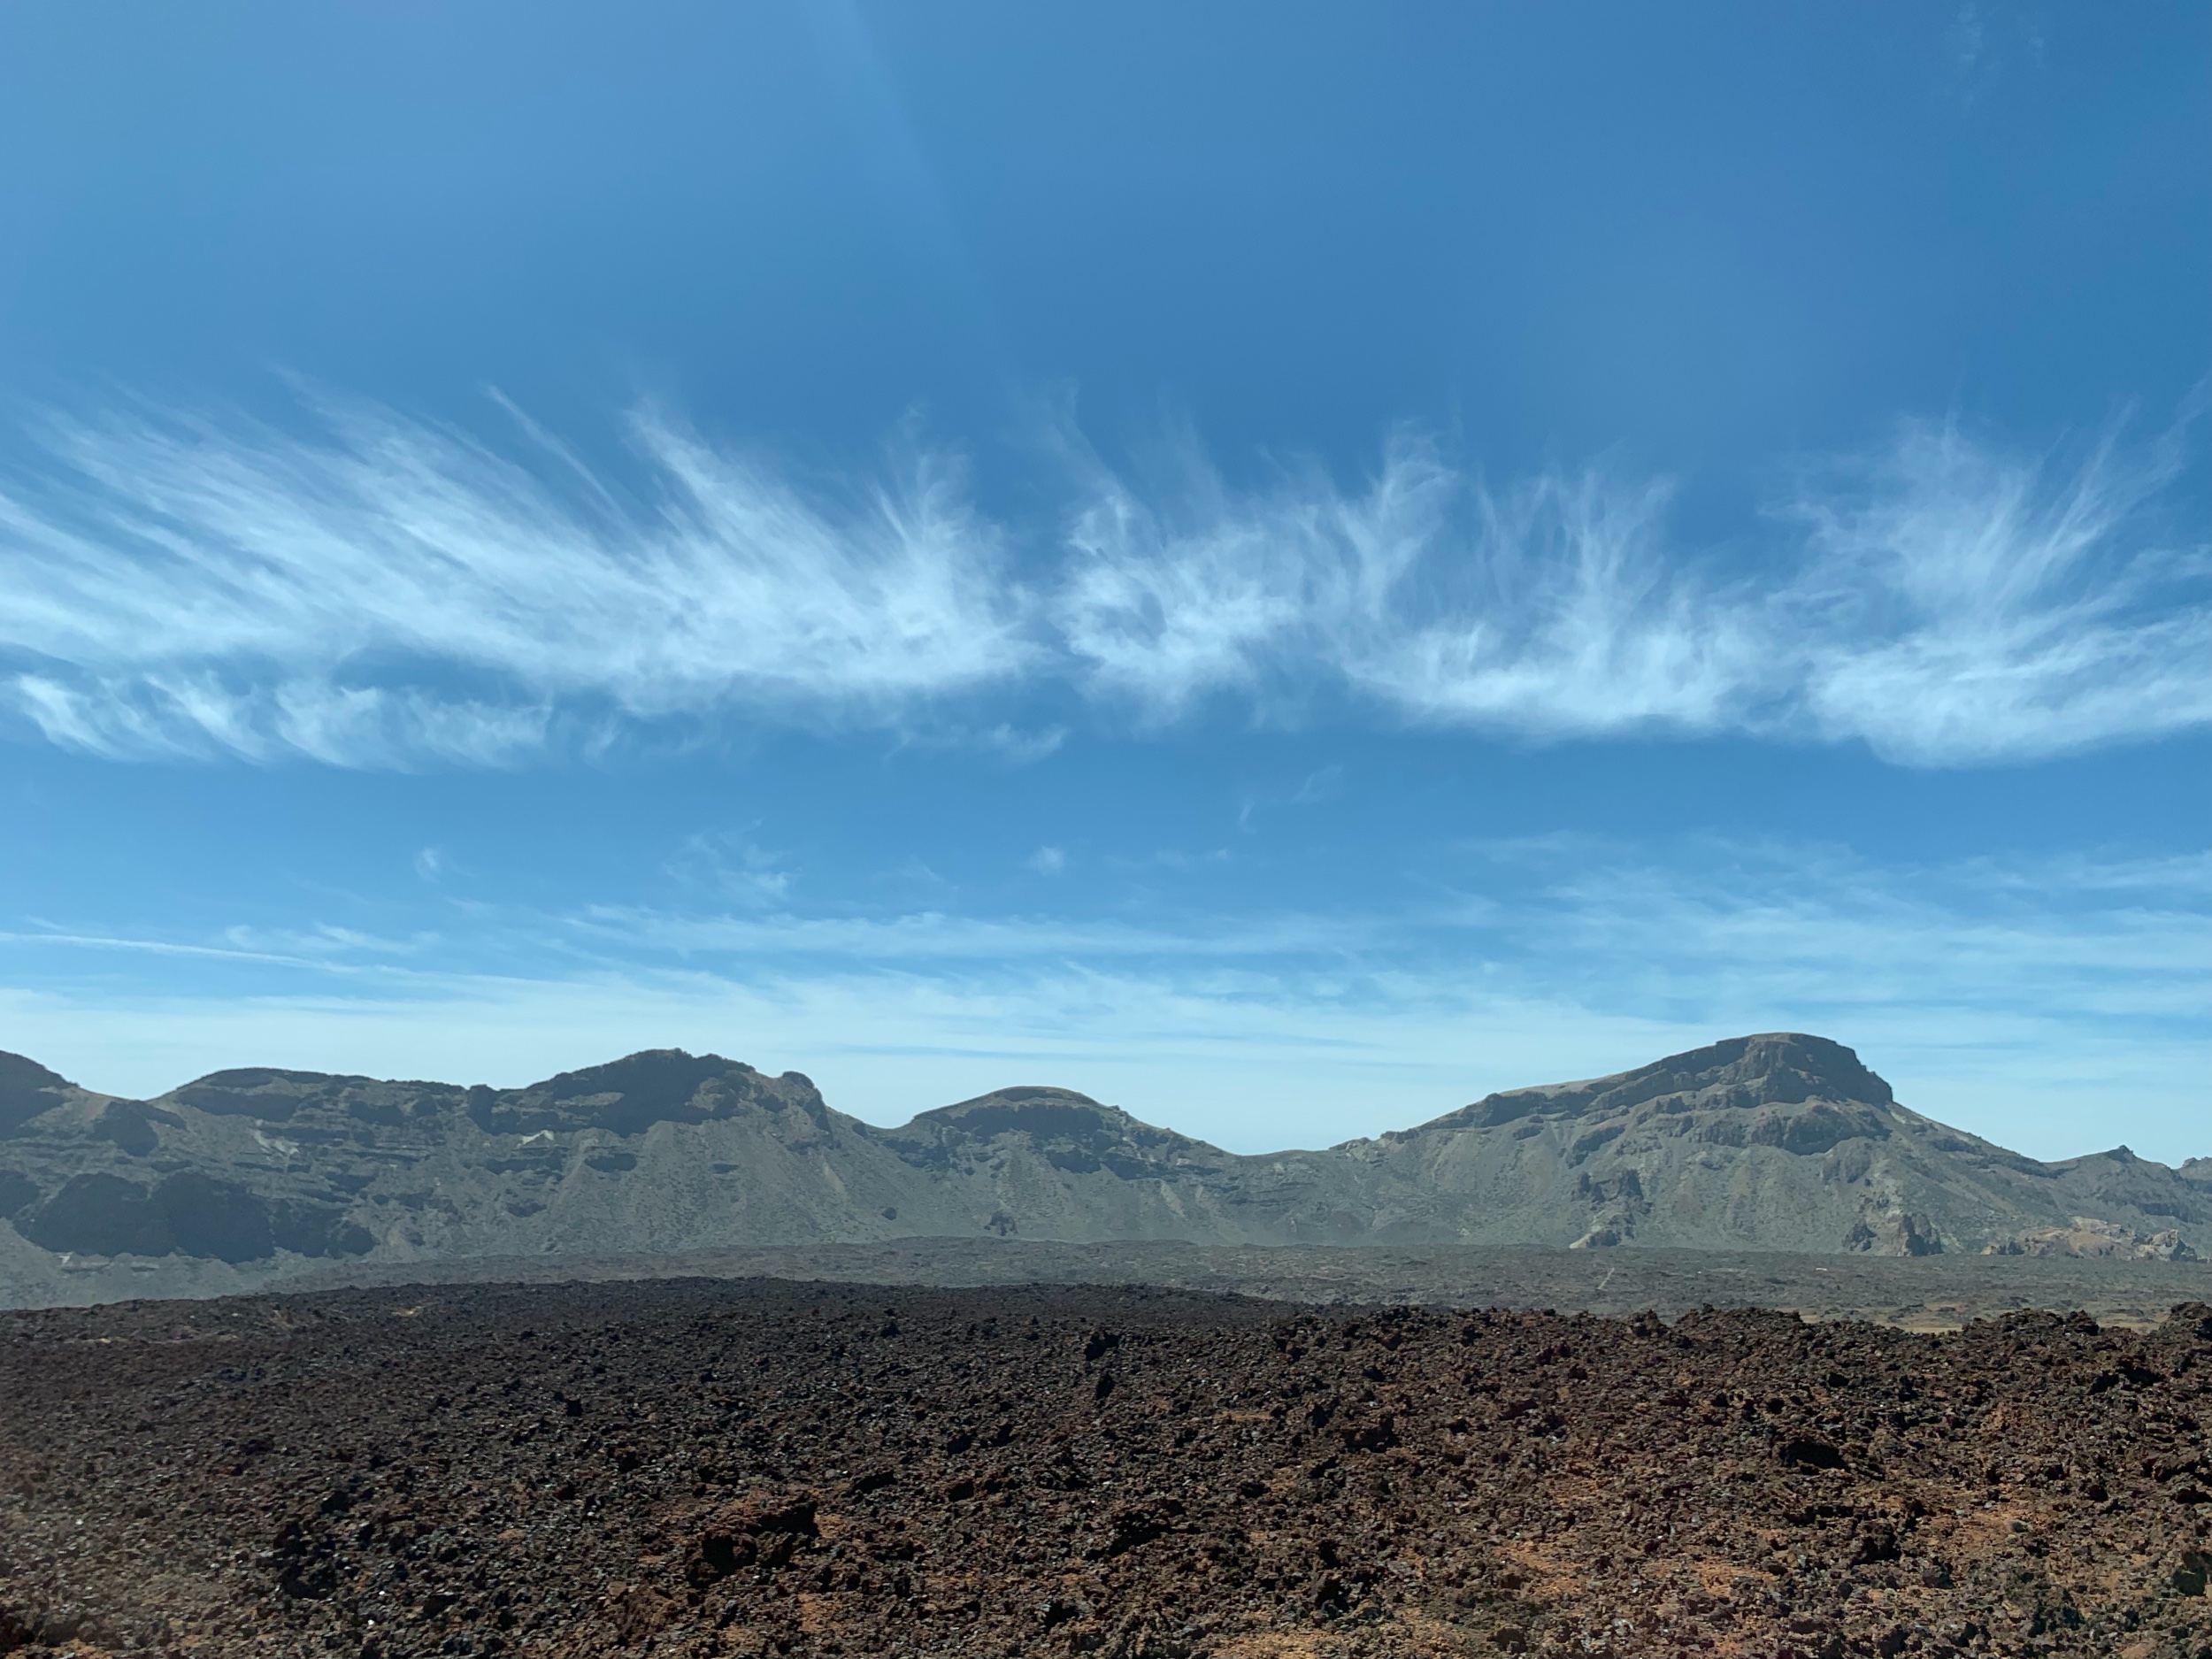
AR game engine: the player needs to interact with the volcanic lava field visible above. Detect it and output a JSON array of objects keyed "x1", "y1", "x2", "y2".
[{"x1": 2, "y1": 1280, "x2": 2209, "y2": 1659}]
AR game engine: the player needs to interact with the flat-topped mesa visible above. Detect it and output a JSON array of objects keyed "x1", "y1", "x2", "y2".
[
  {"x1": 1646, "y1": 1032, "x2": 1892, "y2": 1108},
  {"x1": 1418, "y1": 1033, "x2": 1895, "y2": 1134},
  {"x1": 467, "y1": 1048, "x2": 826, "y2": 1137},
  {"x1": 164, "y1": 1067, "x2": 392, "y2": 1122},
  {"x1": 147, "y1": 1048, "x2": 828, "y2": 1139}
]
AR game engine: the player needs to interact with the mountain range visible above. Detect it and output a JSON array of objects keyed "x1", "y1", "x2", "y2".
[{"x1": 2, "y1": 1032, "x2": 2205, "y2": 1306}]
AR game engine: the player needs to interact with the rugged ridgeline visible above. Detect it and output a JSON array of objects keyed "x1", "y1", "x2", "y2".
[{"x1": 0, "y1": 1033, "x2": 2205, "y2": 1305}]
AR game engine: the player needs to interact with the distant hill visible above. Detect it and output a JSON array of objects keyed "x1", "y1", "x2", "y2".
[{"x1": 1, "y1": 1033, "x2": 2204, "y2": 1305}]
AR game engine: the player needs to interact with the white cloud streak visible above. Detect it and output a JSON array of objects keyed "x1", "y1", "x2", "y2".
[
  {"x1": 1786, "y1": 417, "x2": 2212, "y2": 762},
  {"x1": 0, "y1": 391, "x2": 2203, "y2": 766},
  {"x1": 1057, "y1": 434, "x2": 1764, "y2": 733},
  {"x1": 0, "y1": 397, "x2": 1028, "y2": 764}
]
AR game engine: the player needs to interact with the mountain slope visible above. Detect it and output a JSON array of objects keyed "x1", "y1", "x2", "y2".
[
  {"x1": 0, "y1": 1033, "x2": 2204, "y2": 1303},
  {"x1": 863, "y1": 1087, "x2": 1370, "y2": 1245},
  {"x1": 1347, "y1": 1033, "x2": 2063, "y2": 1252}
]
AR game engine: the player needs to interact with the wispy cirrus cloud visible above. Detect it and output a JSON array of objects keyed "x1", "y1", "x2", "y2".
[
  {"x1": 1785, "y1": 415, "x2": 2212, "y2": 762},
  {"x1": 1056, "y1": 432, "x2": 1763, "y2": 734},
  {"x1": 1055, "y1": 405, "x2": 2209, "y2": 759},
  {"x1": 0, "y1": 396, "x2": 1029, "y2": 764},
  {"x1": 0, "y1": 388, "x2": 2203, "y2": 767}
]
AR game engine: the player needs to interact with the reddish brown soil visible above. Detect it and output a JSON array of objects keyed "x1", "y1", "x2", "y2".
[{"x1": 1, "y1": 1279, "x2": 2208, "y2": 1659}]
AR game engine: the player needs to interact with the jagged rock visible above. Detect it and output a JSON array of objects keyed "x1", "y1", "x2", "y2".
[
  {"x1": 1984, "y1": 1215, "x2": 2200, "y2": 1262},
  {"x1": 0, "y1": 1054, "x2": 74, "y2": 1138},
  {"x1": 687, "y1": 1492, "x2": 819, "y2": 1583},
  {"x1": 1843, "y1": 1209, "x2": 1945, "y2": 1256},
  {"x1": 6, "y1": 1280, "x2": 2212, "y2": 1658}
]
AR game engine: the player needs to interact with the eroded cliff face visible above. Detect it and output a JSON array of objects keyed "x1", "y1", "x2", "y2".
[
  {"x1": 0, "y1": 1033, "x2": 2204, "y2": 1302},
  {"x1": 1338, "y1": 1033, "x2": 2175, "y2": 1256}
]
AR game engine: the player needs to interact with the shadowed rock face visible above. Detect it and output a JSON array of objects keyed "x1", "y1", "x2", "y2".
[
  {"x1": 468, "y1": 1049, "x2": 833, "y2": 1138},
  {"x1": 1425, "y1": 1033, "x2": 1893, "y2": 1133},
  {"x1": 0, "y1": 1054, "x2": 75, "y2": 1138},
  {"x1": 14, "y1": 1172, "x2": 373, "y2": 1262},
  {"x1": 0, "y1": 1034, "x2": 2204, "y2": 1299},
  {"x1": 0, "y1": 1167, "x2": 39, "y2": 1217}
]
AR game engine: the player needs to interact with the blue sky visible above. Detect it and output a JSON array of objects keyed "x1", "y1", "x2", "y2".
[{"x1": 1, "y1": 2, "x2": 2206, "y2": 1161}]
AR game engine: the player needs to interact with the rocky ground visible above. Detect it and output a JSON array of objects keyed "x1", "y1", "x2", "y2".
[
  {"x1": 270, "y1": 1239, "x2": 2212, "y2": 1333},
  {"x1": 1, "y1": 1279, "x2": 2208, "y2": 1659}
]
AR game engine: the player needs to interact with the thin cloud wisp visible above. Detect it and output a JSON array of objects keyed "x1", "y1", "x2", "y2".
[{"x1": 1, "y1": 393, "x2": 2202, "y2": 767}]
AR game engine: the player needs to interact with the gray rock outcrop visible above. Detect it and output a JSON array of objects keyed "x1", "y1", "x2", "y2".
[{"x1": 0, "y1": 1033, "x2": 2204, "y2": 1305}]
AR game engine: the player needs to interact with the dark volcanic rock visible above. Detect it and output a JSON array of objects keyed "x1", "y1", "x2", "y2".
[
  {"x1": 0, "y1": 1053, "x2": 75, "y2": 1138},
  {"x1": 467, "y1": 1048, "x2": 815, "y2": 1138},
  {"x1": 0, "y1": 1166, "x2": 38, "y2": 1218},
  {"x1": 14, "y1": 1171, "x2": 369, "y2": 1263},
  {"x1": 3, "y1": 1280, "x2": 2211, "y2": 1657},
  {"x1": 1441, "y1": 1033, "x2": 1893, "y2": 1130},
  {"x1": 167, "y1": 1068, "x2": 361, "y2": 1121}
]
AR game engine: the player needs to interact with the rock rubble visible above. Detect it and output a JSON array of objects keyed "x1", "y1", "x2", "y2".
[{"x1": 1, "y1": 1279, "x2": 2208, "y2": 1657}]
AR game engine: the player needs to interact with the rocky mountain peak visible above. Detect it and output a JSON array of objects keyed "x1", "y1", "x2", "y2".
[
  {"x1": 1607, "y1": 1033, "x2": 1894, "y2": 1111},
  {"x1": 523, "y1": 1048, "x2": 763, "y2": 1108},
  {"x1": 1417, "y1": 1033, "x2": 1894, "y2": 1135},
  {"x1": 872, "y1": 1086, "x2": 1220, "y2": 1185},
  {"x1": 908, "y1": 1087, "x2": 1129, "y2": 1141},
  {"x1": 0, "y1": 1051, "x2": 82, "y2": 1136},
  {"x1": 476, "y1": 1049, "x2": 820, "y2": 1137},
  {"x1": 3, "y1": 1034, "x2": 2203, "y2": 1296},
  {"x1": 164, "y1": 1067, "x2": 363, "y2": 1121}
]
